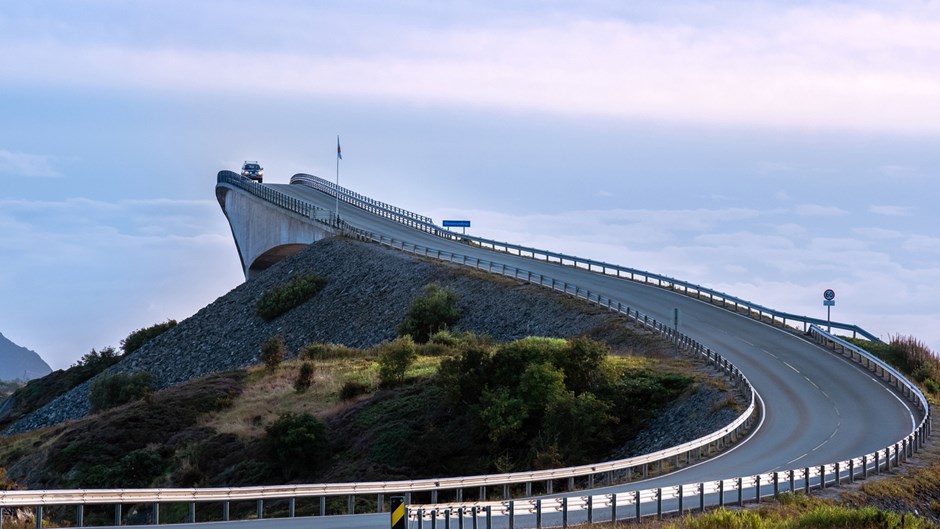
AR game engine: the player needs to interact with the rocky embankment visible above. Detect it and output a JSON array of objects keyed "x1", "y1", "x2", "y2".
[{"x1": 7, "y1": 236, "x2": 741, "y2": 444}]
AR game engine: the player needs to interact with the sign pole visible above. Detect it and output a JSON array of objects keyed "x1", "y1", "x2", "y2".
[
  {"x1": 335, "y1": 135, "x2": 341, "y2": 225},
  {"x1": 823, "y1": 289, "x2": 836, "y2": 332}
]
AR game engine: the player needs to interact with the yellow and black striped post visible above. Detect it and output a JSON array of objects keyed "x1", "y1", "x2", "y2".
[{"x1": 390, "y1": 496, "x2": 405, "y2": 529}]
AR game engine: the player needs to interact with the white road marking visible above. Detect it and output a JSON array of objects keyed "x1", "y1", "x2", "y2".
[{"x1": 783, "y1": 361, "x2": 800, "y2": 374}]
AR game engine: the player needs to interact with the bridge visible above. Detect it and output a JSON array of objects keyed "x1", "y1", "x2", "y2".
[{"x1": 0, "y1": 171, "x2": 929, "y2": 528}]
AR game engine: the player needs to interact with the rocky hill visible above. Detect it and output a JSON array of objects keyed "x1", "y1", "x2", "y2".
[
  {"x1": 7, "y1": 236, "x2": 675, "y2": 434},
  {"x1": 0, "y1": 332, "x2": 51, "y2": 382}
]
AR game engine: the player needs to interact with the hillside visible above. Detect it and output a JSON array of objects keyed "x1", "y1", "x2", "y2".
[
  {"x1": 6, "y1": 236, "x2": 680, "y2": 433},
  {"x1": 0, "y1": 235, "x2": 745, "y2": 497},
  {"x1": 0, "y1": 333, "x2": 51, "y2": 382}
]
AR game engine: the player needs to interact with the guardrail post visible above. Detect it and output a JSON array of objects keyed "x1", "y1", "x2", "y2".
[
  {"x1": 820, "y1": 465, "x2": 826, "y2": 489},
  {"x1": 699, "y1": 483, "x2": 705, "y2": 512},
  {"x1": 153, "y1": 503, "x2": 160, "y2": 525},
  {"x1": 35, "y1": 506, "x2": 43, "y2": 529},
  {"x1": 678, "y1": 485, "x2": 684, "y2": 514},
  {"x1": 445, "y1": 509, "x2": 451, "y2": 529},
  {"x1": 257, "y1": 499, "x2": 264, "y2": 519},
  {"x1": 189, "y1": 502, "x2": 196, "y2": 524},
  {"x1": 863, "y1": 455, "x2": 869, "y2": 479},
  {"x1": 486, "y1": 506, "x2": 492, "y2": 529},
  {"x1": 849, "y1": 459, "x2": 855, "y2": 483},
  {"x1": 223, "y1": 501, "x2": 230, "y2": 521},
  {"x1": 76, "y1": 505, "x2": 84, "y2": 528},
  {"x1": 834, "y1": 463, "x2": 840, "y2": 487},
  {"x1": 562, "y1": 497, "x2": 568, "y2": 527},
  {"x1": 737, "y1": 477, "x2": 743, "y2": 505},
  {"x1": 718, "y1": 479, "x2": 724, "y2": 506},
  {"x1": 635, "y1": 490, "x2": 641, "y2": 519},
  {"x1": 502, "y1": 485, "x2": 508, "y2": 500},
  {"x1": 319, "y1": 497, "x2": 326, "y2": 516},
  {"x1": 610, "y1": 493, "x2": 617, "y2": 522},
  {"x1": 774, "y1": 472, "x2": 779, "y2": 497},
  {"x1": 458, "y1": 507, "x2": 464, "y2": 529},
  {"x1": 788, "y1": 470, "x2": 794, "y2": 493},
  {"x1": 114, "y1": 504, "x2": 122, "y2": 526},
  {"x1": 508, "y1": 502, "x2": 514, "y2": 529},
  {"x1": 587, "y1": 495, "x2": 593, "y2": 523},
  {"x1": 656, "y1": 488, "x2": 663, "y2": 520},
  {"x1": 874, "y1": 451, "x2": 880, "y2": 474},
  {"x1": 525, "y1": 482, "x2": 532, "y2": 496},
  {"x1": 755, "y1": 475, "x2": 761, "y2": 503},
  {"x1": 536, "y1": 499, "x2": 542, "y2": 529}
]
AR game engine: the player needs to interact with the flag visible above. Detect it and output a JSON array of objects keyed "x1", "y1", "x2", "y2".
[{"x1": 337, "y1": 136, "x2": 342, "y2": 160}]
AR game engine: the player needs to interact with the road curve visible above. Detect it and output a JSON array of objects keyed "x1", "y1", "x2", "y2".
[
  {"x1": 274, "y1": 180, "x2": 916, "y2": 470},
  {"x1": 183, "y1": 179, "x2": 919, "y2": 529}
]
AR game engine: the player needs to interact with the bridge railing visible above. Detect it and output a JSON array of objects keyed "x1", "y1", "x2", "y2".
[
  {"x1": 218, "y1": 171, "x2": 336, "y2": 225},
  {"x1": 290, "y1": 173, "x2": 434, "y2": 230},
  {"x1": 288, "y1": 173, "x2": 880, "y2": 342},
  {"x1": 0, "y1": 226, "x2": 763, "y2": 528}
]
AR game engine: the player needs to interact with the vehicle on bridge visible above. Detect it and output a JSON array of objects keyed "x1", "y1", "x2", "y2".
[{"x1": 241, "y1": 161, "x2": 263, "y2": 182}]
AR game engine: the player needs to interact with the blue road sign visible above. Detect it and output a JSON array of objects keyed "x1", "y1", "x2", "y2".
[
  {"x1": 443, "y1": 220, "x2": 471, "y2": 228},
  {"x1": 824, "y1": 289, "x2": 836, "y2": 301}
]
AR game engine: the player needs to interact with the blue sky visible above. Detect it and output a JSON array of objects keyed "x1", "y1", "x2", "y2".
[{"x1": 1, "y1": 1, "x2": 938, "y2": 369}]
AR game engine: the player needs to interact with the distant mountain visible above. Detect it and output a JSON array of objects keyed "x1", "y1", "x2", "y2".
[{"x1": 0, "y1": 332, "x2": 52, "y2": 381}]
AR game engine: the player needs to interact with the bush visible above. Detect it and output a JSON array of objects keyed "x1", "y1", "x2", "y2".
[
  {"x1": 378, "y1": 336, "x2": 418, "y2": 387},
  {"x1": 398, "y1": 283, "x2": 460, "y2": 343},
  {"x1": 339, "y1": 381, "x2": 370, "y2": 401},
  {"x1": 256, "y1": 274, "x2": 327, "y2": 321},
  {"x1": 121, "y1": 320, "x2": 177, "y2": 354},
  {"x1": 265, "y1": 412, "x2": 329, "y2": 477},
  {"x1": 260, "y1": 335, "x2": 285, "y2": 370},
  {"x1": 294, "y1": 363, "x2": 314, "y2": 393},
  {"x1": 89, "y1": 371, "x2": 154, "y2": 412},
  {"x1": 303, "y1": 342, "x2": 363, "y2": 360}
]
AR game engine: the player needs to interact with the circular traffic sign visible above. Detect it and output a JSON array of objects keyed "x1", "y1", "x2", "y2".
[{"x1": 824, "y1": 289, "x2": 836, "y2": 301}]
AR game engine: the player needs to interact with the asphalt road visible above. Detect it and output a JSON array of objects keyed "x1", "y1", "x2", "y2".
[{"x1": 170, "y1": 180, "x2": 916, "y2": 529}]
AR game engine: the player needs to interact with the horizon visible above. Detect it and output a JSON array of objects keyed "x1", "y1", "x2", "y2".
[{"x1": 1, "y1": 1, "x2": 938, "y2": 369}]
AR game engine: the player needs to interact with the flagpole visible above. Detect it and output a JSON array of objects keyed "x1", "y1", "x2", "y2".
[{"x1": 335, "y1": 135, "x2": 341, "y2": 225}]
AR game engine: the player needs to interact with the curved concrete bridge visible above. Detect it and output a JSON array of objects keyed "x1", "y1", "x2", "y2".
[{"x1": 216, "y1": 171, "x2": 338, "y2": 278}]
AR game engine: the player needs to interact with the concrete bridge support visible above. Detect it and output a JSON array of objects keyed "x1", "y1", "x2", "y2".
[{"x1": 216, "y1": 182, "x2": 335, "y2": 279}]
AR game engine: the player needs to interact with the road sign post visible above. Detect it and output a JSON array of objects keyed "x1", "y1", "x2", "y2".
[
  {"x1": 390, "y1": 496, "x2": 405, "y2": 529},
  {"x1": 443, "y1": 220, "x2": 471, "y2": 235},
  {"x1": 823, "y1": 289, "x2": 836, "y2": 332}
]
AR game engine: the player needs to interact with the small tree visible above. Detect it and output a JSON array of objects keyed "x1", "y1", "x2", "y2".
[
  {"x1": 260, "y1": 335, "x2": 285, "y2": 371},
  {"x1": 294, "y1": 363, "x2": 314, "y2": 393},
  {"x1": 398, "y1": 283, "x2": 460, "y2": 343},
  {"x1": 378, "y1": 336, "x2": 418, "y2": 387},
  {"x1": 265, "y1": 412, "x2": 329, "y2": 478}
]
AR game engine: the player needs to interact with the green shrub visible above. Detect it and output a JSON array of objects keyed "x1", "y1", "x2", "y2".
[
  {"x1": 260, "y1": 335, "x2": 285, "y2": 370},
  {"x1": 378, "y1": 336, "x2": 418, "y2": 387},
  {"x1": 294, "y1": 363, "x2": 314, "y2": 393},
  {"x1": 398, "y1": 283, "x2": 460, "y2": 343},
  {"x1": 121, "y1": 320, "x2": 177, "y2": 354},
  {"x1": 89, "y1": 371, "x2": 154, "y2": 412},
  {"x1": 339, "y1": 381, "x2": 370, "y2": 401},
  {"x1": 256, "y1": 274, "x2": 327, "y2": 321},
  {"x1": 303, "y1": 342, "x2": 364, "y2": 360},
  {"x1": 265, "y1": 412, "x2": 329, "y2": 477}
]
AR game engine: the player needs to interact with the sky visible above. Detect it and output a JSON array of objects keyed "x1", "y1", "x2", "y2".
[{"x1": 1, "y1": 1, "x2": 938, "y2": 370}]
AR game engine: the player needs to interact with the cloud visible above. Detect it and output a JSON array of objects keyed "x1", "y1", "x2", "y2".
[
  {"x1": 793, "y1": 204, "x2": 849, "y2": 217},
  {"x1": 0, "y1": 149, "x2": 60, "y2": 177},
  {"x1": 3, "y1": 3, "x2": 940, "y2": 134},
  {"x1": 869, "y1": 205, "x2": 912, "y2": 216}
]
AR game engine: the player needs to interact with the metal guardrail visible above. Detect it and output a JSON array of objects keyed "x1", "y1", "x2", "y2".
[
  {"x1": 290, "y1": 173, "x2": 434, "y2": 230},
  {"x1": 218, "y1": 171, "x2": 336, "y2": 225},
  {"x1": 404, "y1": 324, "x2": 932, "y2": 527},
  {"x1": 287, "y1": 172, "x2": 881, "y2": 342}
]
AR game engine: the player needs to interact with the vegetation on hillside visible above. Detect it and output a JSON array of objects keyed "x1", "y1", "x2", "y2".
[
  {"x1": 849, "y1": 335, "x2": 940, "y2": 396},
  {"x1": 120, "y1": 319, "x2": 177, "y2": 354},
  {"x1": 256, "y1": 273, "x2": 327, "y2": 321},
  {"x1": 398, "y1": 282, "x2": 460, "y2": 342},
  {"x1": 0, "y1": 317, "x2": 178, "y2": 430}
]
